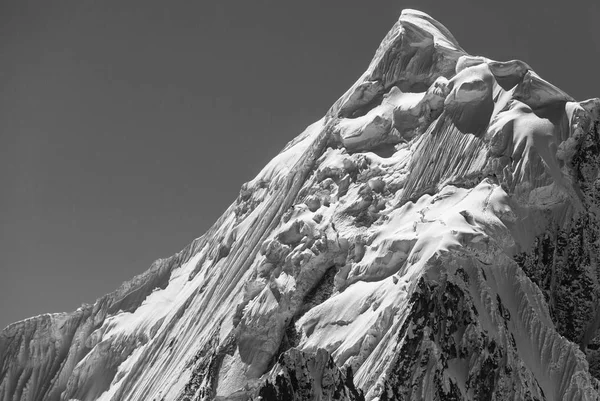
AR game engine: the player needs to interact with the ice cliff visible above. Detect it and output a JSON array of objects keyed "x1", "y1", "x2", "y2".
[{"x1": 2, "y1": 9, "x2": 600, "y2": 401}]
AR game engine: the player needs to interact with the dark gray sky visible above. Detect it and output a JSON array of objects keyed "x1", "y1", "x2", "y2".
[{"x1": 1, "y1": 0, "x2": 598, "y2": 330}]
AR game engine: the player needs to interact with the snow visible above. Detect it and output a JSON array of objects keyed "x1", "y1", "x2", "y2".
[
  {"x1": 2, "y1": 8, "x2": 600, "y2": 401},
  {"x1": 108, "y1": 253, "x2": 201, "y2": 335},
  {"x1": 298, "y1": 279, "x2": 407, "y2": 367},
  {"x1": 248, "y1": 117, "x2": 325, "y2": 186},
  {"x1": 399, "y1": 9, "x2": 464, "y2": 52}
]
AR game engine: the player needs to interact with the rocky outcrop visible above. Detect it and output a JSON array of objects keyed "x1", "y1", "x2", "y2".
[
  {"x1": 2, "y1": 8, "x2": 600, "y2": 401},
  {"x1": 514, "y1": 111, "x2": 600, "y2": 380},
  {"x1": 253, "y1": 348, "x2": 364, "y2": 401}
]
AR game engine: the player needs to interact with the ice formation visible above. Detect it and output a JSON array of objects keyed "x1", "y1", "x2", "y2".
[{"x1": 2, "y1": 9, "x2": 600, "y2": 401}]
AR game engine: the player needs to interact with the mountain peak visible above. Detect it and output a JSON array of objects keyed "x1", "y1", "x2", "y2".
[
  {"x1": 331, "y1": 9, "x2": 465, "y2": 120},
  {"x1": 2, "y1": 9, "x2": 600, "y2": 401},
  {"x1": 399, "y1": 9, "x2": 464, "y2": 51}
]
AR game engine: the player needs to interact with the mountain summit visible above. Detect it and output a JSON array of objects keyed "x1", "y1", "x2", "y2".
[{"x1": 2, "y1": 9, "x2": 600, "y2": 401}]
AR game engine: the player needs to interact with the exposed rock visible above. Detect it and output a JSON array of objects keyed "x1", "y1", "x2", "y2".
[{"x1": 254, "y1": 348, "x2": 364, "y2": 401}]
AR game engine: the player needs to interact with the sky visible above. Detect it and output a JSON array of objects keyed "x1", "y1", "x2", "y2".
[{"x1": 1, "y1": 0, "x2": 598, "y2": 330}]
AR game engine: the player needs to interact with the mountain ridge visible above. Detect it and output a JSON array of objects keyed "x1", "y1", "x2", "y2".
[{"x1": 2, "y1": 9, "x2": 600, "y2": 401}]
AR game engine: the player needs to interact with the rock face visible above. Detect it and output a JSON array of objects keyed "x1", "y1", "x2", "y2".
[{"x1": 2, "y1": 9, "x2": 600, "y2": 401}]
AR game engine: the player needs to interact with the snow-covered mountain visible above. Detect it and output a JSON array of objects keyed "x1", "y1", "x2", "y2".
[{"x1": 2, "y1": 9, "x2": 600, "y2": 401}]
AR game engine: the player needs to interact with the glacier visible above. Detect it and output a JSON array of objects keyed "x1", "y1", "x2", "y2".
[{"x1": 2, "y1": 9, "x2": 600, "y2": 401}]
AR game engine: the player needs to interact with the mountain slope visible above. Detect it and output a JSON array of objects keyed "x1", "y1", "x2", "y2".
[{"x1": 2, "y1": 9, "x2": 600, "y2": 401}]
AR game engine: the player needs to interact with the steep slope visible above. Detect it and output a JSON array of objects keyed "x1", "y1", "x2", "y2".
[{"x1": 2, "y1": 9, "x2": 600, "y2": 401}]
